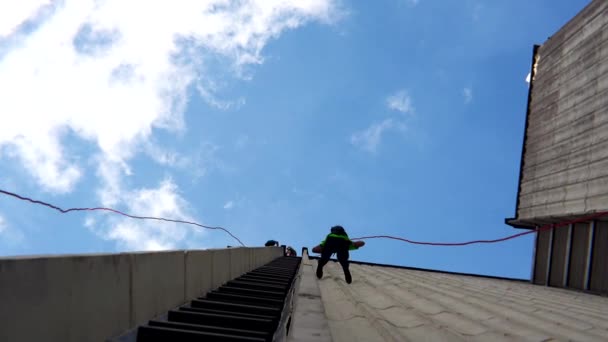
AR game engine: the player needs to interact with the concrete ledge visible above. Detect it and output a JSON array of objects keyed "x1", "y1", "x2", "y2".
[
  {"x1": 288, "y1": 250, "x2": 333, "y2": 342},
  {"x1": 0, "y1": 247, "x2": 282, "y2": 342}
]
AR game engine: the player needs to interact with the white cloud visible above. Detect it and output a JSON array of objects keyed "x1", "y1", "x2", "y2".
[
  {"x1": 96, "y1": 158, "x2": 129, "y2": 207},
  {"x1": 0, "y1": 0, "x2": 51, "y2": 37},
  {"x1": 463, "y1": 87, "x2": 473, "y2": 104},
  {"x1": 351, "y1": 118, "x2": 406, "y2": 153},
  {"x1": 189, "y1": 141, "x2": 232, "y2": 182},
  {"x1": 0, "y1": 0, "x2": 340, "y2": 195},
  {"x1": 526, "y1": 72, "x2": 531, "y2": 83},
  {"x1": 0, "y1": 0, "x2": 340, "y2": 250},
  {"x1": 84, "y1": 217, "x2": 96, "y2": 228},
  {"x1": 0, "y1": 214, "x2": 5, "y2": 234},
  {"x1": 144, "y1": 143, "x2": 191, "y2": 168},
  {"x1": 196, "y1": 82, "x2": 246, "y2": 111},
  {"x1": 223, "y1": 201, "x2": 234, "y2": 210},
  {"x1": 2, "y1": 133, "x2": 82, "y2": 194},
  {"x1": 0, "y1": 212, "x2": 25, "y2": 245},
  {"x1": 386, "y1": 89, "x2": 414, "y2": 114},
  {"x1": 90, "y1": 178, "x2": 197, "y2": 251}
]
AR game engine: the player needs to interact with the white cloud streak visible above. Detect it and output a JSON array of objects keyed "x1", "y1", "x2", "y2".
[
  {"x1": 386, "y1": 89, "x2": 414, "y2": 114},
  {"x1": 0, "y1": 0, "x2": 51, "y2": 37},
  {"x1": 89, "y1": 178, "x2": 197, "y2": 251},
  {"x1": 463, "y1": 87, "x2": 473, "y2": 104},
  {"x1": 0, "y1": 212, "x2": 25, "y2": 245},
  {"x1": 223, "y1": 201, "x2": 234, "y2": 210},
  {"x1": 350, "y1": 118, "x2": 406, "y2": 153},
  {"x1": 196, "y1": 82, "x2": 246, "y2": 111},
  {"x1": 0, "y1": 213, "x2": 6, "y2": 234},
  {"x1": 144, "y1": 143, "x2": 191, "y2": 169}
]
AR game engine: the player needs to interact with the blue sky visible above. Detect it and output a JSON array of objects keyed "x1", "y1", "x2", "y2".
[{"x1": 0, "y1": 0, "x2": 591, "y2": 279}]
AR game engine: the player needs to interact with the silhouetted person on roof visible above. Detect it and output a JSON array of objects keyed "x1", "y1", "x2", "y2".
[
  {"x1": 265, "y1": 240, "x2": 279, "y2": 247},
  {"x1": 285, "y1": 246, "x2": 297, "y2": 257},
  {"x1": 312, "y1": 225, "x2": 365, "y2": 284}
]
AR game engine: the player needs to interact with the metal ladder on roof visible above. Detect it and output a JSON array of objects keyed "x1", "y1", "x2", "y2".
[{"x1": 133, "y1": 256, "x2": 301, "y2": 342}]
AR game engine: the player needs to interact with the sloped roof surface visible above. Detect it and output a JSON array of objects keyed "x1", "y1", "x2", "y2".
[{"x1": 306, "y1": 256, "x2": 608, "y2": 341}]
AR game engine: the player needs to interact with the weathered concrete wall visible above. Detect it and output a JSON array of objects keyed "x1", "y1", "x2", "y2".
[
  {"x1": 0, "y1": 247, "x2": 282, "y2": 342},
  {"x1": 184, "y1": 250, "x2": 213, "y2": 301},
  {"x1": 210, "y1": 248, "x2": 232, "y2": 290},
  {"x1": 130, "y1": 251, "x2": 186, "y2": 327},
  {"x1": 0, "y1": 253, "x2": 132, "y2": 342},
  {"x1": 517, "y1": 0, "x2": 608, "y2": 221}
]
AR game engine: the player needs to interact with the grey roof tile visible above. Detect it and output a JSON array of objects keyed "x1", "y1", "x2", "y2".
[{"x1": 293, "y1": 252, "x2": 608, "y2": 342}]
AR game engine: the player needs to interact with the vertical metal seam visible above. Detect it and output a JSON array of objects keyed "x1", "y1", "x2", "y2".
[
  {"x1": 183, "y1": 251, "x2": 187, "y2": 303},
  {"x1": 129, "y1": 254, "x2": 134, "y2": 327},
  {"x1": 563, "y1": 224, "x2": 573, "y2": 287},
  {"x1": 210, "y1": 250, "x2": 215, "y2": 289},
  {"x1": 546, "y1": 225, "x2": 554, "y2": 286},
  {"x1": 530, "y1": 226, "x2": 539, "y2": 283},
  {"x1": 584, "y1": 220, "x2": 596, "y2": 290}
]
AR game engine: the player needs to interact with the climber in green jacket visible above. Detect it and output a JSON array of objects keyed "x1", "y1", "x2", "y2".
[{"x1": 312, "y1": 225, "x2": 365, "y2": 284}]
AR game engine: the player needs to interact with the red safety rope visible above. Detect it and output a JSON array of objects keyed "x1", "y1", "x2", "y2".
[
  {"x1": 2, "y1": 188, "x2": 607, "y2": 248},
  {"x1": 350, "y1": 211, "x2": 608, "y2": 246},
  {"x1": 0, "y1": 189, "x2": 245, "y2": 246}
]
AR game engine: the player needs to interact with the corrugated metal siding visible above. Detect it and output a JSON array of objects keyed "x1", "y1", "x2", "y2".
[
  {"x1": 590, "y1": 221, "x2": 608, "y2": 292},
  {"x1": 533, "y1": 230, "x2": 550, "y2": 285},
  {"x1": 549, "y1": 226, "x2": 568, "y2": 286},
  {"x1": 568, "y1": 222, "x2": 590, "y2": 289},
  {"x1": 312, "y1": 258, "x2": 608, "y2": 342},
  {"x1": 516, "y1": 0, "x2": 608, "y2": 221}
]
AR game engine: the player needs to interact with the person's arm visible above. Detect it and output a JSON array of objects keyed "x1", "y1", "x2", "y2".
[
  {"x1": 347, "y1": 238, "x2": 366, "y2": 250},
  {"x1": 313, "y1": 236, "x2": 328, "y2": 254}
]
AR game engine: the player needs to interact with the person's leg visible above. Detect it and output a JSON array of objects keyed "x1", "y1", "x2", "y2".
[
  {"x1": 316, "y1": 247, "x2": 333, "y2": 279},
  {"x1": 336, "y1": 249, "x2": 351, "y2": 284}
]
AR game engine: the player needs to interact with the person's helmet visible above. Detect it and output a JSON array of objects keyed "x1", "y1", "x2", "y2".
[{"x1": 331, "y1": 225, "x2": 346, "y2": 235}]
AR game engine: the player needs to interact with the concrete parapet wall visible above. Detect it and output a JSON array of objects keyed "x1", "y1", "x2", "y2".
[{"x1": 0, "y1": 247, "x2": 282, "y2": 342}]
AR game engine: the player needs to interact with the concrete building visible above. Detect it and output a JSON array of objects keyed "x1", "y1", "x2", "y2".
[
  {"x1": 506, "y1": 0, "x2": 608, "y2": 294},
  {"x1": 2, "y1": 247, "x2": 608, "y2": 341}
]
